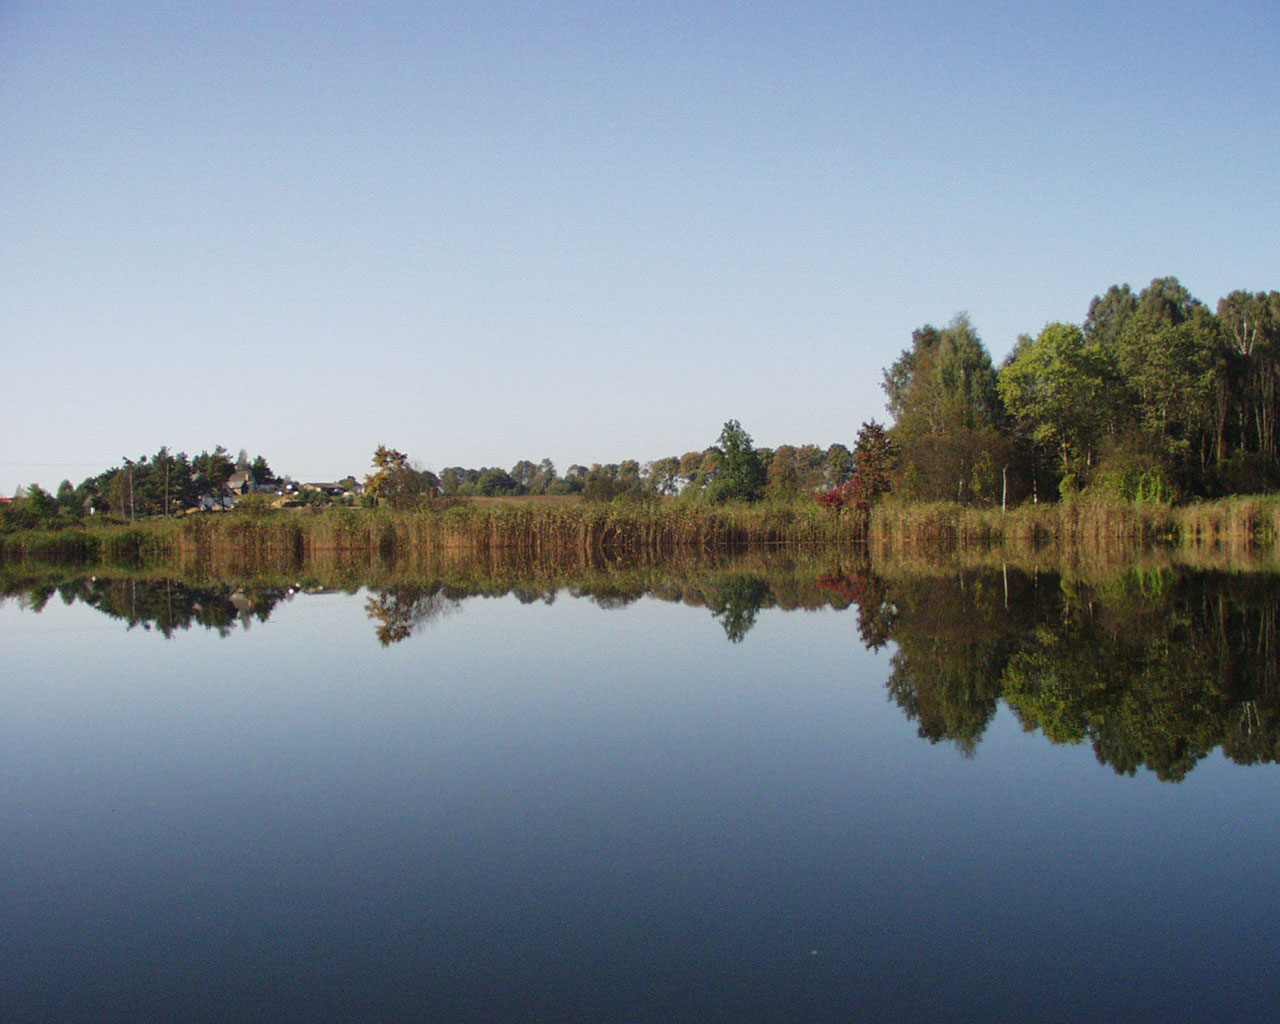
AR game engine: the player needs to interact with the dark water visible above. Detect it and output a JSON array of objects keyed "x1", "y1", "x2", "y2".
[{"x1": 3, "y1": 565, "x2": 1280, "y2": 1022}]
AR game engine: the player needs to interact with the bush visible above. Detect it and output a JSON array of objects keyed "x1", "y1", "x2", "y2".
[{"x1": 1089, "y1": 433, "x2": 1175, "y2": 504}]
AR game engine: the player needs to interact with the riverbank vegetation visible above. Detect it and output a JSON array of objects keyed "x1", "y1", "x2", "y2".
[{"x1": 4, "y1": 493, "x2": 1280, "y2": 567}]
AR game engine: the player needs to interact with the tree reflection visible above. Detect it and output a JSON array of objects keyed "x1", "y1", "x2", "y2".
[
  {"x1": 708, "y1": 575, "x2": 772, "y2": 643},
  {"x1": 854, "y1": 566, "x2": 1280, "y2": 780},
  {"x1": 997, "y1": 572, "x2": 1280, "y2": 780},
  {"x1": 364, "y1": 586, "x2": 458, "y2": 645},
  {"x1": 871, "y1": 572, "x2": 1044, "y2": 757},
  {"x1": 0, "y1": 576, "x2": 292, "y2": 637},
  {"x1": 5, "y1": 555, "x2": 1280, "y2": 781}
]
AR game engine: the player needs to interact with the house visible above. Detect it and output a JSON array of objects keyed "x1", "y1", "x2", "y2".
[{"x1": 226, "y1": 471, "x2": 255, "y2": 496}]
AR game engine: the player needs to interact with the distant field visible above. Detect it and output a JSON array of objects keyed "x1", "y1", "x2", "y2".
[{"x1": 463, "y1": 494, "x2": 584, "y2": 507}]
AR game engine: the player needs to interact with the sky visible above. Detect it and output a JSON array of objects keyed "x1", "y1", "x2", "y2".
[{"x1": 2, "y1": 0, "x2": 1278, "y2": 492}]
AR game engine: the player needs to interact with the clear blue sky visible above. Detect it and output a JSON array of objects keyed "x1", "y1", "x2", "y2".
[{"x1": 3, "y1": 0, "x2": 1277, "y2": 492}]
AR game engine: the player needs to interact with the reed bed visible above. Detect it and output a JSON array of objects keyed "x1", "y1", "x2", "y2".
[
  {"x1": 163, "y1": 501, "x2": 867, "y2": 562},
  {"x1": 869, "y1": 498, "x2": 1176, "y2": 561},
  {"x1": 0, "y1": 522, "x2": 181, "y2": 565},
  {"x1": 6, "y1": 495, "x2": 1280, "y2": 574},
  {"x1": 1176, "y1": 496, "x2": 1280, "y2": 555}
]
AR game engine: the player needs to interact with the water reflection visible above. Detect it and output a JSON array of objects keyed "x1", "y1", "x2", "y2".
[
  {"x1": 859, "y1": 566, "x2": 1280, "y2": 780},
  {"x1": 4, "y1": 553, "x2": 1280, "y2": 781},
  {"x1": 1, "y1": 573, "x2": 295, "y2": 637},
  {"x1": 364, "y1": 586, "x2": 459, "y2": 645},
  {"x1": 707, "y1": 574, "x2": 772, "y2": 643}
]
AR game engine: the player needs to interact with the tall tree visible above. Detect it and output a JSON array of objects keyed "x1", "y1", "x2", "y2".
[
  {"x1": 766, "y1": 445, "x2": 800, "y2": 501},
  {"x1": 647, "y1": 457, "x2": 681, "y2": 496},
  {"x1": 883, "y1": 315, "x2": 1013, "y2": 503},
  {"x1": 1083, "y1": 283, "x2": 1138, "y2": 349},
  {"x1": 365, "y1": 446, "x2": 437, "y2": 510},
  {"x1": 1217, "y1": 290, "x2": 1280, "y2": 462},
  {"x1": 998, "y1": 322, "x2": 1114, "y2": 480},
  {"x1": 193, "y1": 446, "x2": 235, "y2": 495},
  {"x1": 825, "y1": 443, "x2": 853, "y2": 488},
  {"x1": 1108, "y1": 284, "x2": 1220, "y2": 486},
  {"x1": 707, "y1": 420, "x2": 765, "y2": 504},
  {"x1": 250, "y1": 455, "x2": 276, "y2": 486}
]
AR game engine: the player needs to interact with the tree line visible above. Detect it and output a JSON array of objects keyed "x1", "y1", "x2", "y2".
[
  {"x1": 434, "y1": 275, "x2": 1280, "y2": 512},
  {"x1": 355, "y1": 424, "x2": 857, "y2": 509},
  {"x1": 882, "y1": 277, "x2": 1280, "y2": 506},
  {"x1": 1, "y1": 446, "x2": 278, "y2": 529},
  {"x1": 7, "y1": 273, "x2": 1279, "y2": 530},
  {"x1": 432, "y1": 423, "x2": 857, "y2": 504}
]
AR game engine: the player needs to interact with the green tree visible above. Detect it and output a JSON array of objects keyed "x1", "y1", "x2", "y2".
[
  {"x1": 766, "y1": 445, "x2": 800, "y2": 501},
  {"x1": 1083, "y1": 283, "x2": 1138, "y2": 349},
  {"x1": 24, "y1": 484, "x2": 58, "y2": 524},
  {"x1": 581, "y1": 463, "x2": 644, "y2": 503},
  {"x1": 647, "y1": 457, "x2": 681, "y2": 496},
  {"x1": 530, "y1": 459, "x2": 558, "y2": 494},
  {"x1": 439, "y1": 467, "x2": 467, "y2": 495},
  {"x1": 884, "y1": 315, "x2": 1013, "y2": 503},
  {"x1": 998, "y1": 322, "x2": 1113, "y2": 480},
  {"x1": 825, "y1": 443, "x2": 853, "y2": 488},
  {"x1": 1109, "y1": 291, "x2": 1220, "y2": 490},
  {"x1": 250, "y1": 455, "x2": 276, "y2": 486},
  {"x1": 365, "y1": 446, "x2": 437, "y2": 510},
  {"x1": 1217, "y1": 290, "x2": 1280, "y2": 466},
  {"x1": 510, "y1": 460, "x2": 539, "y2": 493},
  {"x1": 475, "y1": 467, "x2": 518, "y2": 496},
  {"x1": 707, "y1": 420, "x2": 765, "y2": 504},
  {"x1": 794, "y1": 444, "x2": 827, "y2": 492},
  {"x1": 55, "y1": 480, "x2": 79, "y2": 516},
  {"x1": 193, "y1": 446, "x2": 235, "y2": 495},
  {"x1": 885, "y1": 315, "x2": 1003, "y2": 436}
]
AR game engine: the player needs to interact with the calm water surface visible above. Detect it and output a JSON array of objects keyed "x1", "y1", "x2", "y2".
[{"x1": 2, "y1": 569, "x2": 1279, "y2": 1022}]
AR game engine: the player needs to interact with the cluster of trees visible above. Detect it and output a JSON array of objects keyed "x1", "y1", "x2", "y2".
[
  {"x1": 652, "y1": 422, "x2": 858, "y2": 503},
  {"x1": 814, "y1": 422, "x2": 894, "y2": 516},
  {"x1": 14, "y1": 273, "x2": 1276, "y2": 530},
  {"x1": 1, "y1": 446, "x2": 278, "y2": 530},
  {"x1": 431, "y1": 422, "x2": 855, "y2": 505},
  {"x1": 364, "y1": 446, "x2": 440, "y2": 511},
  {"x1": 885, "y1": 278, "x2": 1280, "y2": 504},
  {"x1": 855, "y1": 567, "x2": 1280, "y2": 781}
]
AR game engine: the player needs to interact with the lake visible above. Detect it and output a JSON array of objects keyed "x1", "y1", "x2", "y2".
[{"x1": 3, "y1": 559, "x2": 1279, "y2": 1022}]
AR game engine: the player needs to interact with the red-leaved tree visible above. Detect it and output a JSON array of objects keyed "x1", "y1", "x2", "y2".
[{"x1": 815, "y1": 421, "x2": 894, "y2": 515}]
